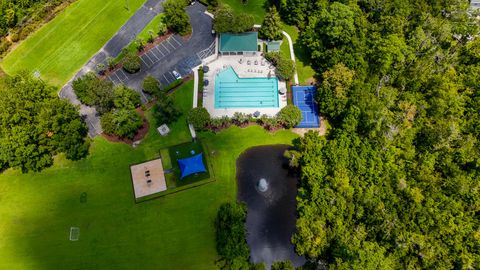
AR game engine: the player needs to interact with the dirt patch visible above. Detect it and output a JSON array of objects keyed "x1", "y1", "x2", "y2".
[
  {"x1": 304, "y1": 77, "x2": 317, "y2": 85},
  {"x1": 292, "y1": 116, "x2": 327, "y2": 136},
  {"x1": 102, "y1": 108, "x2": 150, "y2": 145}
]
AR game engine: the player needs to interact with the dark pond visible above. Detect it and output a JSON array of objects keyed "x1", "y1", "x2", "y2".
[{"x1": 237, "y1": 145, "x2": 306, "y2": 268}]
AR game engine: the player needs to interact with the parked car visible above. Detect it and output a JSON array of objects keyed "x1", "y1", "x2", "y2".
[{"x1": 172, "y1": 70, "x2": 182, "y2": 80}]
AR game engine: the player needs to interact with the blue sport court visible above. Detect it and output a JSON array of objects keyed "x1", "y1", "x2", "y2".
[
  {"x1": 292, "y1": 86, "x2": 320, "y2": 128},
  {"x1": 215, "y1": 67, "x2": 279, "y2": 108}
]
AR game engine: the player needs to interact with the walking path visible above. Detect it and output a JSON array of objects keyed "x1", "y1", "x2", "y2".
[{"x1": 282, "y1": 31, "x2": 299, "y2": 85}]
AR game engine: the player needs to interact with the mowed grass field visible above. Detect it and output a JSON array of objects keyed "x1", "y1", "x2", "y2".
[
  {"x1": 0, "y1": 81, "x2": 298, "y2": 269},
  {"x1": 280, "y1": 24, "x2": 316, "y2": 84},
  {"x1": 0, "y1": 0, "x2": 145, "y2": 87},
  {"x1": 219, "y1": 0, "x2": 267, "y2": 23}
]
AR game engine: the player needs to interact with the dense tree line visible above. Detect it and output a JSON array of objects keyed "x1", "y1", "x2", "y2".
[
  {"x1": 0, "y1": 73, "x2": 89, "y2": 172},
  {"x1": 259, "y1": 6, "x2": 283, "y2": 41},
  {"x1": 279, "y1": 0, "x2": 480, "y2": 269},
  {"x1": 213, "y1": 5, "x2": 254, "y2": 33},
  {"x1": 163, "y1": 0, "x2": 191, "y2": 36},
  {"x1": 0, "y1": 0, "x2": 69, "y2": 37}
]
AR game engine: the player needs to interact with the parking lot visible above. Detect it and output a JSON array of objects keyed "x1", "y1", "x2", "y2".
[
  {"x1": 140, "y1": 35, "x2": 184, "y2": 68},
  {"x1": 107, "y1": 35, "x2": 186, "y2": 86},
  {"x1": 104, "y1": 4, "x2": 215, "y2": 97}
]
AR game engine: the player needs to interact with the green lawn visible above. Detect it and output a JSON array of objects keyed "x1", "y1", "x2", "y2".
[
  {"x1": 280, "y1": 24, "x2": 316, "y2": 84},
  {"x1": 0, "y1": 79, "x2": 298, "y2": 269},
  {"x1": 137, "y1": 14, "x2": 165, "y2": 42},
  {"x1": 0, "y1": 0, "x2": 145, "y2": 87},
  {"x1": 219, "y1": 0, "x2": 267, "y2": 23}
]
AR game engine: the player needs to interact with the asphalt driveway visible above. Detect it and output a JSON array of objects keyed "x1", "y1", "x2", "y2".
[{"x1": 106, "y1": 3, "x2": 215, "y2": 93}]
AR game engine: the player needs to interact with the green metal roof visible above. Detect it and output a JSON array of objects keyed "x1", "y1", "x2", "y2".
[
  {"x1": 266, "y1": 41, "x2": 281, "y2": 52},
  {"x1": 219, "y1": 32, "x2": 258, "y2": 52}
]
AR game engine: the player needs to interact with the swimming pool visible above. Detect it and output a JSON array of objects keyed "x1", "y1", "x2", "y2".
[{"x1": 215, "y1": 67, "x2": 279, "y2": 108}]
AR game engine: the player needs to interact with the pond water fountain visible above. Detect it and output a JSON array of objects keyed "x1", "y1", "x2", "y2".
[
  {"x1": 237, "y1": 145, "x2": 306, "y2": 269},
  {"x1": 257, "y1": 178, "x2": 268, "y2": 192}
]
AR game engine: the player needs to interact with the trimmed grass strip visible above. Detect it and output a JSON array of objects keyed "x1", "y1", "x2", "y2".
[{"x1": 1, "y1": 0, "x2": 145, "y2": 87}]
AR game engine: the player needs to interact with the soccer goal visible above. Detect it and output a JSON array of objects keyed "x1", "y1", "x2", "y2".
[{"x1": 69, "y1": 227, "x2": 80, "y2": 241}]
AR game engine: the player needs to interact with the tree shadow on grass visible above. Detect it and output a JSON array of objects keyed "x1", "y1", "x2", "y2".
[{"x1": 293, "y1": 42, "x2": 311, "y2": 68}]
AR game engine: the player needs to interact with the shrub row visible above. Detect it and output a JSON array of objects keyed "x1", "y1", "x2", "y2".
[
  {"x1": 162, "y1": 78, "x2": 183, "y2": 93},
  {"x1": 187, "y1": 105, "x2": 303, "y2": 132},
  {"x1": 209, "y1": 105, "x2": 302, "y2": 132}
]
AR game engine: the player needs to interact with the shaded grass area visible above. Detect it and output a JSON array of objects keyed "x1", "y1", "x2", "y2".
[
  {"x1": 1, "y1": 0, "x2": 145, "y2": 87},
  {"x1": 219, "y1": 0, "x2": 268, "y2": 23},
  {"x1": 280, "y1": 24, "x2": 316, "y2": 85}
]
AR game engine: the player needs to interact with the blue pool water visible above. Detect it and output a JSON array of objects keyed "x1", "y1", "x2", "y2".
[{"x1": 215, "y1": 67, "x2": 279, "y2": 108}]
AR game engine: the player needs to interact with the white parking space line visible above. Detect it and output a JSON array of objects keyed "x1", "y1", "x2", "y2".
[
  {"x1": 160, "y1": 43, "x2": 170, "y2": 53},
  {"x1": 118, "y1": 69, "x2": 128, "y2": 80},
  {"x1": 166, "y1": 39, "x2": 176, "y2": 50},
  {"x1": 140, "y1": 57, "x2": 151, "y2": 67},
  {"x1": 149, "y1": 51, "x2": 160, "y2": 61},
  {"x1": 166, "y1": 72, "x2": 176, "y2": 81},
  {"x1": 159, "y1": 46, "x2": 169, "y2": 55},
  {"x1": 113, "y1": 72, "x2": 123, "y2": 83},
  {"x1": 171, "y1": 36, "x2": 183, "y2": 47},
  {"x1": 144, "y1": 53, "x2": 155, "y2": 63},
  {"x1": 154, "y1": 46, "x2": 165, "y2": 57},
  {"x1": 111, "y1": 78, "x2": 119, "y2": 85},
  {"x1": 108, "y1": 76, "x2": 118, "y2": 85},
  {"x1": 162, "y1": 74, "x2": 170, "y2": 84}
]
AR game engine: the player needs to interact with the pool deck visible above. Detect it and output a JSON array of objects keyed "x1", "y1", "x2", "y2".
[{"x1": 203, "y1": 55, "x2": 287, "y2": 117}]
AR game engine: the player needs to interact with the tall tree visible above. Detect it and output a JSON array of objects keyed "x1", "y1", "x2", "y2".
[
  {"x1": 285, "y1": 0, "x2": 480, "y2": 268},
  {"x1": 213, "y1": 6, "x2": 254, "y2": 33},
  {"x1": 162, "y1": 0, "x2": 191, "y2": 35},
  {"x1": 0, "y1": 73, "x2": 89, "y2": 172},
  {"x1": 259, "y1": 6, "x2": 283, "y2": 40}
]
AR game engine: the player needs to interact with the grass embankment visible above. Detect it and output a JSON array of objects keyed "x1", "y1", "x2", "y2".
[
  {"x1": 0, "y1": 80, "x2": 298, "y2": 269},
  {"x1": 280, "y1": 24, "x2": 316, "y2": 85},
  {"x1": 1, "y1": 0, "x2": 145, "y2": 88}
]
